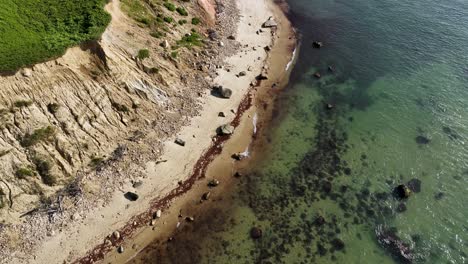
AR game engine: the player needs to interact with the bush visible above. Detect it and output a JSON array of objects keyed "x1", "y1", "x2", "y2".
[
  {"x1": 163, "y1": 2, "x2": 176, "y2": 11},
  {"x1": 15, "y1": 167, "x2": 35, "y2": 179},
  {"x1": 163, "y1": 16, "x2": 174, "y2": 23},
  {"x1": 137, "y1": 49, "x2": 150, "y2": 60},
  {"x1": 177, "y1": 32, "x2": 203, "y2": 47},
  {"x1": 178, "y1": 19, "x2": 187, "y2": 25},
  {"x1": 33, "y1": 156, "x2": 56, "y2": 186},
  {"x1": 89, "y1": 156, "x2": 104, "y2": 168},
  {"x1": 176, "y1": 7, "x2": 188, "y2": 16},
  {"x1": 191, "y1": 17, "x2": 201, "y2": 25},
  {"x1": 21, "y1": 126, "x2": 56, "y2": 147},
  {"x1": 150, "y1": 30, "x2": 166, "y2": 38},
  {"x1": 14, "y1": 100, "x2": 33, "y2": 108},
  {"x1": 171, "y1": 51, "x2": 178, "y2": 58}
]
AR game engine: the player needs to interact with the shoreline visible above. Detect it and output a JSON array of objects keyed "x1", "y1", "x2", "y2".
[{"x1": 101, "y1": 0, "x2": 297, "y2": 263}]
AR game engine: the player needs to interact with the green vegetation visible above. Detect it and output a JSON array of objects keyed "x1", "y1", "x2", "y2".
[
  {"x1": 150, "y1": 30, "x2": 166, "y2": 38},
  {"x1": 15, "y1": 167, "x2": 35, "y2": 179},
  {"x1": 0, "y1": 0, "x2": 111, "y2": 72},
  {"x1": 176, "y1": 7, "x2": 188, "y2": 16},
  {"x1": 89, "y1": 156, "x2": 104, "y2": 168},
  {"x1": 171, "y1": 51, "x2": 178, "y2": 58},
  {"x1": 163, "y1": 2, "x2": 176, "y2": 11},
  {"x1": 14, "y1": 100, "x2": 33, "y2": 108},
  {"x1": 178, "y1": 19, "x2": 187, "y2": 25},
  {"x1": 21, "y1": 126, "x2": 56, "y2": 147},
  {"x1": 191, "y1": 17, "x2": 201, "y2": 25},
  {"x1": 163, "y1": 16, "x2": 174, "y2": 23},
  {"x1": 137, "y1": 49, "x2": 150, "y2": 60},
  {"x1": 177, "y1": 32, "x2": 203, "y2": 47},
  {"x1": 33, "y1": 156, "x2": 56, "y2": 186}
]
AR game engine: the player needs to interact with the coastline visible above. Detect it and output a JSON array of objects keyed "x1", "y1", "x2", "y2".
[
  {"x1": 102, "y1": 0, "x2": 297, "y2": 263},
  {"x1": 0, "y1": 0, "x2": 296, "y2": 263}
]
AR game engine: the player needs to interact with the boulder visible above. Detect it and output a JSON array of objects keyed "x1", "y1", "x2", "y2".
[
  {"x1": 407, "y1": 178, "x2": 421, "y2": 193},
  {"x1": 227, "y1": 35, "x2": 236, "y2": 40},
  {"x1": 313, "y1": 72, "x2": 321, "y2": 79},
  {"x1": 262, "y1": 18, "x2": 278, "y2": 28},
  {"x1": 132, "y1": 181, "x2": 143, "y2": 188},
  {"x1": 232, "y1": 152, "x2": 246, "y2": 161},
  {"x1": 208, "y1": 29, "x2": 218, "y2": 40},
  {"x1": 218, "y1": 112, "x2": 225, "y2": 117},
  {"x1": 155, "y1": 209, "x2": 162, "y2": 218},
  {"x1": 202, "y1": 191, "x2": 211, "y2": 200},
  {"x1": 113, "y1": 231, "x2": 121, "y2": 239},
  {"x1": 175, "y1": 138, "x2": 186, "y2": 146},
  {"x1": 208, "y1": 179, "x2": 220, "y2": 187},
  {"x1": 218, "y1": 41, "x2": 225, "y2": 47},
  {"x1": 238, "y1": 71, "x2": 247, "y2": 77},
  {"x1": 325, "y1": 103, "x2": 335, "y2": 110},
  {"x1": 124, "y1": 192, "x2": 139, "y2": 201},
  {"x1": 117, "y1": 246, "x2": 124, "y2": 254},
  {"x1": 250, "y1": 227, "x2": 263, "y2": 239},
  {"x1": 185, "y1": 216, "x2": 195, "y2": 222},
  {"x1": 21, "y1": 68, "x2": 32, "y2": 77},
  {"x1": 214, "y1": 86, "x2": 232, "y2": 99},
  {"x1": 256, "y1": 73, "x2": 268, "y2": 80},
  {"x1": 312, "y1": 41, "x2": 323, "y2": 48},
  {"x1": 376, "y1": 226, "x2": 414, "y2": 263},
  {"x1": 264, "y1": 46, "x2": 271, "y2": 52},
  {"x1": 161, "y1": 40, "x2": 169, "y2": 48},
  {"x1": 393, "y1": 184, "x2": 411, "y2": 199},
  {"x1": 217, "y1": 124, "x2": 234, "y2": 135}
]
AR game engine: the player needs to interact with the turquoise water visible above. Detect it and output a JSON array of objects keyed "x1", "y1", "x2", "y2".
[{"x1": 133, "y1": 0, "x2": 468, "y2": 263}]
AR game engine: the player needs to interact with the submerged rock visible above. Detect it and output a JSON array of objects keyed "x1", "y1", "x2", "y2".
[
  {"x1": 393, "y1": 184, "x2": 411, "y2": 199},
  {"x1": 376, "y1": 225, "x2": 414, "y2": 263},
  {"x1": 434, "y1": 192, "x2": 445, "y2": 200},
  {"x1": 415, "y1": 135, "x2": 430, "y2": 145},
  {"x1": 250, "y1": 227, "x2": 263, "y2": 239},
  {"x1": 396, "y1": 203, "x2": 407, "y2": 213},
  {"x1": 331, "y1": 238, "x2": 345, "y2": 251},
  {"x1": 313, "y1": 72, "x2": 321, "y2": 79},
  {"x1": 407, "y1": 178, "x2": 421, "y2": 193}
]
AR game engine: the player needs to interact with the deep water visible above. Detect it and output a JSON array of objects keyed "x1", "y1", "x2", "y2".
[{"x1": 132, "y1": 0, "x2": 468, "y2": 263}]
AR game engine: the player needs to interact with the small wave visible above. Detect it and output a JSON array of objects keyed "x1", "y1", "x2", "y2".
[{"x1": 285, "y1": 46, "x2": 298, "y2": 71}]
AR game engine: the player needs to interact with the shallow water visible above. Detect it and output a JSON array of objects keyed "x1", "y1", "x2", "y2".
[{"x1": 132, "y1": 0, "x2": 468, "y2": 263}]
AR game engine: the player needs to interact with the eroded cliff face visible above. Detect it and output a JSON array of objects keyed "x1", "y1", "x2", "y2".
[{"x1": 0, "y1": 0, "x2": 222, "y2": 223}]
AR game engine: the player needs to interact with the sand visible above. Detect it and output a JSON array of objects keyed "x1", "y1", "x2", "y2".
[{"x1": 6, "y1": 0, "x2": 295, "y2": 263}]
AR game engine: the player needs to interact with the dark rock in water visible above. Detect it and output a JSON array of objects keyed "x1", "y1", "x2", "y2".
[
  {"x1": 331, "y1": 238, "x2": 345, "y2": 251},
  {"x1": 314, "y1": 215, "x2": 326, "y2": 226},
  {"x1": 407, "y1": 178, "x2": 421, "y2": 193},
  {"x1": 328, "y1": 66, "x2": 335, "y2": 72},
  {"x1": 124, "y1": 192, "x2": 139, "y2": 201},
  {"x1": 434, "y1": 192, "x2": 445, "y2": 200},
  {"x1": 250, "y1": 227, "x2": 263, "y2": 239},
  {"x1": 393, "y1": 184, "x2": 411, "y2": 199},
  {"x1": 343, "y1": 167, "x2": 352, "y2": 175},
  {"x1": 415, "y1": 135, "x2": 430, "y2": 144},
  {"x1": 376, "y1": 225, "x2": 414, "y2": 263},
  {"x1": 313, "y1": 72, "x2": 321, "y2": 79},
  {"x1": 202, "y1": 191, "x2": 211, "y2": 201},
  {"x1": 442, "y1": 126, "x2": 459, "y2": 140},
  {"x1": 317, "y1": 243, "x2": 327, "y2": 256},
  {"x1": 312, "y1": 41, "x2": 323, "y2": 48},
  {"x1": 396, "y1": 203, "x2": 407, "y2": 213},
  {"x1": 322, "y1": 181, "x2": 332, "y2": 193},
  {"x1": 325, "y1": 103, "x2": 335, "y2": 110}
]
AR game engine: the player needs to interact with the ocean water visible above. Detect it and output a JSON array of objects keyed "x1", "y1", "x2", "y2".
[{"x1": 133, "y1": 0, "x2": 468, "y2": 263}]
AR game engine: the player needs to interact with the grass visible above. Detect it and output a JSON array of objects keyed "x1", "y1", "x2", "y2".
[
  {"x1": 15, "y1": 167, "x2": 35, "y2": 179},
  {"x1": 0, "y1": 0, "x2": 111, "y2": 72},
  {"x1": 21, "y1": 126, "x2": 56, "y2": 147},
  {"x1": 137, "y1": 49, "x2": 150, "y2": 60},
  {"x1": 177, "y1": 32, "x2": 203, "y2": 47}
]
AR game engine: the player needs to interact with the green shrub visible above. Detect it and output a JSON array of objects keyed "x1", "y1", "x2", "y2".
[
  {"x1": 171, "y1": 51, "x2": 178, "y2": 58},
  {"x1": 14, "y1": 100, "x2": 33, "y2": 108},
  {"x1": 89, "y1": 156, "x2": 104, "y2": 168},
  {"x1": 163, "y1": 2, "x2": 176, "y2": 11},
  {"x1": 21, "y1": 126, "x2": 56, "y2": 147},
  {"x1": 178, "y1": 19, "x2": 187, "y2": 25},
  {"x1": 176, "y1": 7, "x2": 188, "y2": 16},
  {"x1": 191, "y1": 17, "x2": 201, "y2": 25},
  {"x1": 15, "y1": 167, "x2": 35, "y2": 179},
  {"x1": 150, "y1": 30, "x2": 166, "y2": 38},
  {"x1": 137, "y1": 49, "x2": 150, "y2": 60},
  {"x1": 0, "y1": 0, "x2": 111, "y2": 72},
  {"x1": 177, "y1": 32, "x2": 203, "y2": 47},
  {"x1": 163, "y1": 16, "x2": 174, "y2": 23},
  {"x1": 33, "y1": 156, "x2": 56, "y2": 186}
]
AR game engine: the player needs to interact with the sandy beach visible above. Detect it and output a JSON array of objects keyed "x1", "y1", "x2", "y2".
[{"x1": 1, "y1": 0, "x2": 295, "y2": 263}]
